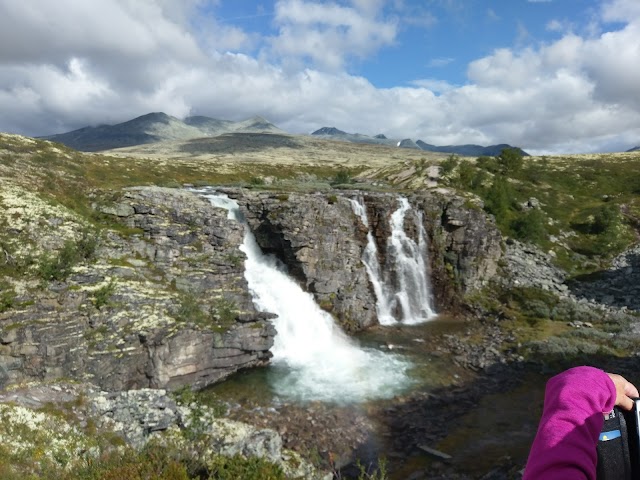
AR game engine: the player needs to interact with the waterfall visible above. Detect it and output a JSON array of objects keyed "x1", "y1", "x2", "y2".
[
  {"x1": 351, "y1": 196, "x2": 436, "y2": 325},
  {"x1": 204, "y1": 192, "x2": 411, "y2": 403},
  {"x1": 350, "y1": 198, "x2": 396, "y2": 325}
]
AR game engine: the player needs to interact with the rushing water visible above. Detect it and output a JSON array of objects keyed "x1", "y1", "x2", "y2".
[
  {"x1": 204, "y1": 192, "x2": 412, "y2": 403},
  {"x1": 351, "y1": 196, "x2": 436, "y2": 325}
]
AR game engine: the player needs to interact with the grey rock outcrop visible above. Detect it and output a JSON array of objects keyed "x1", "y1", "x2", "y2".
[
  {"x1": 0, "y1": 382, "x2": 330, "y2": 479},
  {"x1": 501, "y1": 240, "x2": 569, "y2": 296},
  {"x1": 0, "y1": 187, "x2": 275, "y2": 391},
  {"x1": 238, "y1": 190, "x2": 377, "y2": 331},
  {"x1": 413, "y1": 191, "x2": 503, "y2": 304},
  {"x1": 569, "y1": 244, "x2": 640, "y2": 311},
  {"x1": 234, "y1": 188, "x2": 503, "y2": 330}
]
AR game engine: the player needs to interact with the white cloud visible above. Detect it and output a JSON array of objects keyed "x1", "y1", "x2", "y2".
[
  {"x1": 0, "y1": 1, "x2": 203, "y2": 65},
  {"x1": 410, "y1": 78, "x2": 456, "y2": 94},
  {"x1": 268, "y1": 0, "x2": 398, "y2": 70},
  {"x1": 601, "y1": 0, "x2": 640, "y2": 22},
  {"x1": 546, "y1": 19, "x2": 566, "y2": 32},
  {"x1": 0, "y1": 0, "x2": 639, "y2": 154}
]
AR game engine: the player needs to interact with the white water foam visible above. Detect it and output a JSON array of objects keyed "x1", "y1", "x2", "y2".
[
  {"x1": 351, "y1": 196, "x2": 436, "y2": 325},
  {"x1": 205, "y1": 192, "x2": 412, "y2": 403}
]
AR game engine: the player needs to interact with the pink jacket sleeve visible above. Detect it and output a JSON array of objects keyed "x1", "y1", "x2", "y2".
[{"x1": 523, "y1": 366, "x2": 617, "y2": 480}]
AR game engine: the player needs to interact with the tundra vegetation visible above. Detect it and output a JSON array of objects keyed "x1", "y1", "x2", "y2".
[{"x1": 0, "y1": 132, "x2": 639, "y2": 477}]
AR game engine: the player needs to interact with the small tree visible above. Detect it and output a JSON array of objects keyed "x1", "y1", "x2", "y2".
[
  {"x1": 440, "y1": 154, "x2": 459, "y2": 175},
  {"x1": 497, "y1": 148, "x2": 523, "y2": 175},
  {"x1": 591, "y1": 204, "x2": 619, "y2": 234},
  {"x1": 511, "y1": 209, "x2": 547, "y2": 243},
  {"x1": 476, "y1": 155, "x2": 500, "y2": 173},
  {"x1": 456, "y1": 160, "x2": 475, "y2": 189},
  {"x1": 332, "y1": 169, "x2": 352, "y2": 185},
  {"x1": 484, "y1": 175, "x2": 513, "y2": 220}
]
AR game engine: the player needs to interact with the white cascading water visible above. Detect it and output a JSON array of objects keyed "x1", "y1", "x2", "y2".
[
  {"x1": 350, "y1": 198, "x2": 395, "y2": 325},
  {"x1": 351, "y1": 196, "x2": 436, "y2": 325},
  {"x1": 204, "y1": 192, "x2": 411, "y2": 403}
]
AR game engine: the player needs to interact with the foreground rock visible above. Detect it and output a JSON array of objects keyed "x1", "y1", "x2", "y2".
[{"x1": 0, "y1": 382, "x2": 329, "y2": 479}]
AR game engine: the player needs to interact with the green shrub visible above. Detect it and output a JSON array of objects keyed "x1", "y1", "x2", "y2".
[
  {"x1": 93, "y1": 279, "x2": 117, "y2": 310},
  {"x1": 0, "y1": 280, "x2": 15, "y2": 313},
  {"x1": 455, "y1": 160, "x2": 476, "y2": 189},
  {"x1": 332, "y1": 169, "x2": 352, "y2": 185},
  {"x1": 591, "y1": 204, "x2": 619, "y2": 234},
  {"x1": 175, "y1": 292, "x2": 206, "y2": 324},
  {"x1": 476, "y1": 155, "x2": 500, "y2": 173},
  {"x1": 439, "y1": 154, "x2": 459, "y2": 175},
  {"x1": 38, "y1": 241, "x2": 79, "y2": 281},
  {"x1": 510, "y1": 209, "x2": 547, "y2": 243},
  {"x1": 483, "y1": 175, "x2": 513, "y2": 221},
  {"x1": 497, "y1": 148, "x2": 523, "y2": 174},
  {"x1": 38, "y1": 231, "x2": 98, "y2": 282},
  {"x1": 525, "y1": 337, "x2": 607, "y2": 359},
  {"x1": 499, "y1": 286, "x2": 559, "y2": 321},
  {"x1": 207, "y1": 454, "x2": 285, "y2": 480},
  {"x1": 210, "y1": 297, "x2": 238, "y2": 326}
]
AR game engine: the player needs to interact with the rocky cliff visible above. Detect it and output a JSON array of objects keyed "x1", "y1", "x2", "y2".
[
  {"x1": 0, "y1": 187, "x2": 275, "y2": 391},
  {"x1": 234, "y1": 187, "x2": 502, "y2": 331},
  {"x1": 1, "y1": 185, "x2": 502, "y2": 390}
]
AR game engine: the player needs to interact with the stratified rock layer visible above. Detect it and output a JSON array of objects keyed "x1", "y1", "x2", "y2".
[{"x1": 0, "y1": 187, "x2": 274, "y2": 391}]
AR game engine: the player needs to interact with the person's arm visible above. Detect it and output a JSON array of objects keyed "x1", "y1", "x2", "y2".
[{"x1": 523, "y1": 366, "x2": 618, "y2": 480}]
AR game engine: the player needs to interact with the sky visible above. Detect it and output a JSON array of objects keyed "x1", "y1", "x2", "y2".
[{"x1": 0, "y1": 0, "x2": 639, "y2": 154}]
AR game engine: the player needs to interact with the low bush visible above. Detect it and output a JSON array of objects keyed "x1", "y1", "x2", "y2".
[
  {"x1": 510, "y1": 209, "x2": 547, "y2": 243},
  {"x1": 439, "y1": 154, "x2": 459, "y2": 175},
  {"x1": 38, "y1": 231, "x2": 98, "y2": 282},
  {"x1": 331, "y1": 169, "x2": 352, "y2": 185},
  {"x1": 175, "y1": 292, "x2": 207, "y2": 324},
  {"x1": 0, "y1": 280, "x2": 15, "y2": 313},
  {"x1": 92, "y1": 279, "x2": 117, "y2": 310}
]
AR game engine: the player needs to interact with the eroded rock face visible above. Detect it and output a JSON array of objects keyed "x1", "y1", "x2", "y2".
[
  {"x1": 234, "y1": 188, "x2": 503, "y2": 330},
  {"x1": 412, "y1": 191, "x2": 503, "y2": 309},
  {"x1": 237, "y1": 191, "x2": 378, "y2": 332},
  {"x1": 0, "y1": 187, "x2": 275, "y2": 391}
]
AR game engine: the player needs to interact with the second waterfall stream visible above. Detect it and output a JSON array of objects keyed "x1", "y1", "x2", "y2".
[
  {"x1": 204, "y1": 192, "x2": 412, "y2": 403},
  {"x1": 350, "y1": 196, "x2": 436, "y2": 325}
]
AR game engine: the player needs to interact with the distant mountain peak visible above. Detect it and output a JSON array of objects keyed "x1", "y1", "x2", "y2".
[
  {"x1": 415, "y1": 140, "x2": 529, "y2": 157},
  {"x1": 132, "y1": 112, "x2": 173, "y2": 123},
  {"x1": 41, "y1": 112, "x2": 282, "y2": 152},
  {"x1": 397, "y1": 139, "x2": 420, "y2": 150},
  {"x1": 312, "y1": 127, "x2": 346, "y2": 136},
  {"x1": 374, "y1": 134, "x2": 387, "y2": 139},
  {"x1": 234, "y1": 116, "x2": 281, "y2": 133},
  {"x1": 627, "y1": 146, "x2": 640, "y2": 152}
]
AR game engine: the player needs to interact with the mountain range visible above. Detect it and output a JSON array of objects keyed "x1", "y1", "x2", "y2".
[
  {"x1": 42, "y1": 112, "x2": 283, "y2": 152},
  {"x1": 43, "y1": 112, "x2": 536, "y2": 156},
  {"x1": 309, "y1": 127, "x2": 530, "y2": 157}
]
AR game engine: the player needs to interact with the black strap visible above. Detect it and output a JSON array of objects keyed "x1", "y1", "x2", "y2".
[{"x1": 597, "y1": 408, "x2": 632, "y2": 480}]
